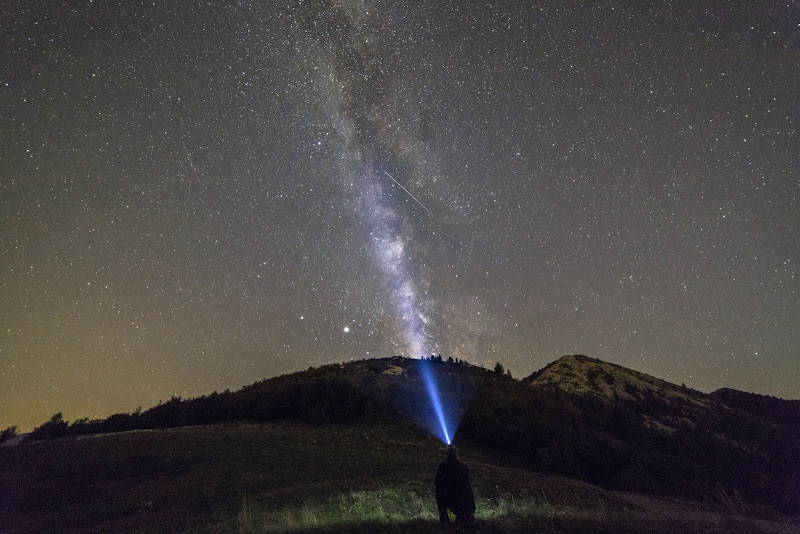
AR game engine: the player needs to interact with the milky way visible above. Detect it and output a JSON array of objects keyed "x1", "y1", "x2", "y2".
[{"x1": 310, "y1": 1, "x2": 438, "y2": 358}]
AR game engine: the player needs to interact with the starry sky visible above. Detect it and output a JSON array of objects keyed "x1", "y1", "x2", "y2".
[{"x1": 2, "y1": 1, "x2": 799, "y2": 431}]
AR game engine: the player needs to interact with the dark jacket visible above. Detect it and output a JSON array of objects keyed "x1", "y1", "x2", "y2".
[{"x1": 435, "y1": 457, "x2": 476, "y2": 515}]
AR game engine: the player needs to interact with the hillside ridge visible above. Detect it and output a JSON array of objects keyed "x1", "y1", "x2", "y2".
[{"x1": 524, "y1": 354, "x2": 713, "y2": 408}]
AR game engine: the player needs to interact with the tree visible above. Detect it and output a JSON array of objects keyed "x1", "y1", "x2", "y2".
[
  {"x1": 0, "y1": 425, "x2": 18, "y2": 443},
  {"x1": 494, "y1": 362, "x2": 505, "y2": 375},
  {"x1": 29, "y1": 412, "x2": 69, "y2": 441}
]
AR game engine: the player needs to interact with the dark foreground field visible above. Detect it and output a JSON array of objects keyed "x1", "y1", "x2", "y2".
[{"x1": 1, "y1": 422, "x2": 797, "y2": 533}]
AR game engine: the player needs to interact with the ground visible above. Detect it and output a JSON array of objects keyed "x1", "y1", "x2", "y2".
[{"x1": 1, "y1": 422, "x2": 797, "y2": 533}]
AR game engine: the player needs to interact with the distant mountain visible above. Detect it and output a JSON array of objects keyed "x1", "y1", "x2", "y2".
[{"x1": 25, "y1": 354, "x2": 800, "y2": 515}]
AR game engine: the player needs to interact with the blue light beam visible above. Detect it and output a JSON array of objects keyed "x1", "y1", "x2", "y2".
[{"x1": 419, "y1": 358, "x2": 451, "y2": 444}]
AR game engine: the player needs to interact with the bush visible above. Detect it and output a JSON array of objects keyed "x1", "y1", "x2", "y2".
[
  {"x1": 28, "y1": 413, "x2": 69, "y2": 441},
  {"x1": 0, "y1": 425, "x2": 18, "y2": 443}
]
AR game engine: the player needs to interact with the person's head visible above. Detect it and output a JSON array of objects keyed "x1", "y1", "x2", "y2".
[{"x1": 446, "y1": 444, "x2": 459, "y2": 461}]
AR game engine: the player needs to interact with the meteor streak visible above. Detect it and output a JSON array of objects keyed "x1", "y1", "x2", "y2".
[{"x1": 384, "y1": 171, "x2": 433, "y2": 216}]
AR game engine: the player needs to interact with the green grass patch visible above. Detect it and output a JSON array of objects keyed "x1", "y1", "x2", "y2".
[
  {"x1": 205, "y1": 487, "x2": 766, "y2": 534},
  {"x1": 235, "y1": 488, "x2": 437, "y2": 531},
  {"x1": 209, "y1": 487, "x2": 556, "y2": 532}
]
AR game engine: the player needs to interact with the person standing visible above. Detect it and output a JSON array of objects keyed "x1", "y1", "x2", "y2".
[{"x1": 435, "y1": 444, "x2": 476, "y2": 526}]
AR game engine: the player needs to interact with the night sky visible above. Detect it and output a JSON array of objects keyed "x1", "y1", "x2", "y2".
[{"x1": 2, "y1": 2, "x2": 798, "y2": 432}]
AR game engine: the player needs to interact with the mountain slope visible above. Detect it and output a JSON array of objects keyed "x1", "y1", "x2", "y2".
[
  {"x1": 523, "y1": 354, "x2": 716, "y2": 433},
  {"x1": 524, "y1": 354, "x2": 708, "y2": 406},
  {"x1": 477, "y1": 355, "x2": 800, "y2": 514},
  {"x1": 711, "y1": 387, "x2": 800, "y2": 428}
]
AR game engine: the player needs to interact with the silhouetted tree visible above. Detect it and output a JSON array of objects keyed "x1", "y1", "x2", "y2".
[
  {"x1": 29, "y1": 412, "x2": 69, "y2": 441},
  {"x1": 494, "y1": 362, "x2": 505, "y2": 374},
  {"x1": 0, "y1": 425, "x2": 18, "y2": 443}
]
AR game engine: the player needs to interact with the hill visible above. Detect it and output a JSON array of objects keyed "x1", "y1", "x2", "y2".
[
  {"x1": 516, "y1": 355, "x2": 800, "y2": 513},
  {"x1": 524, "y1": 354, "x2": 710, "y2": 407},
  {"x1": 11, "y1": 355, "x2": 800, "y2": 520}
]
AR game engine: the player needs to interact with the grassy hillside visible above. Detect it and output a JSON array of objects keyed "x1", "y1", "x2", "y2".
[
  {"x1": 1, "y1": 422, "x2": 788, "y2": 534},
  {"x1": 16, "y1": 355, "x2": 800, "y2": 517}
]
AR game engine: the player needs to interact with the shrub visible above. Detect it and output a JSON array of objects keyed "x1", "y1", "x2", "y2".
[
  {"x1": 0, "y1": 425, "x2": 18, "y2": 443},
  {"x1": 28, "y1": 413, "x2": 69, "y2": 441}
]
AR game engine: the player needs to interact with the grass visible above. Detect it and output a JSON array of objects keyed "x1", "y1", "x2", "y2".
[
  {"x1": 0, "y1": 422, "x2": 787, "y2": 534},
  {"x1": 206, "y1": 487, "x2": 767, "y2": 534},
  {"x1": 233, "y1": 488, "x2": 438, "y2": 531}
]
